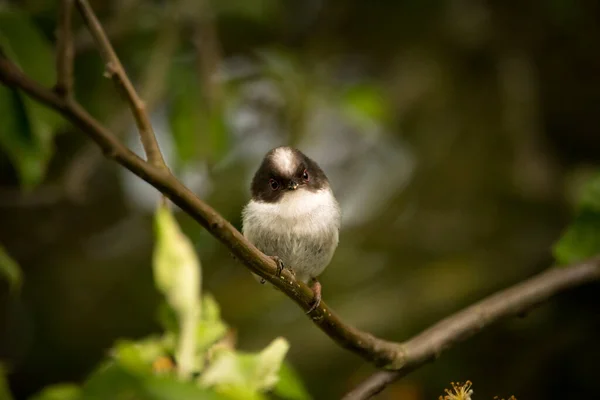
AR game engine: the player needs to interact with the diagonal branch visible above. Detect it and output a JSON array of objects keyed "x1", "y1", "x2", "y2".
[
  {"x1": 0, "y1": 56, "x2": 402, "y2": 367},
  {"x1": 342, "y1": 257, "x2": 600, "y2": 400},
  {"x1": 55, "y1": 0, "x2": 75, "y2": 98},
  {"x1": 1, "y1": 33, "x2": 599, "y2": 400},
  {"x1": 74, "y1": 0, "x2": 167, "y2": 169}
]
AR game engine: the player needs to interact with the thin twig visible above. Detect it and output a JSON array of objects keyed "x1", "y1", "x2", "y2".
[
  {"x1": 74, "y1": 0, "x2": 167, "y2": 169},
  {"x1": 55, "y1": 0, "x2": 75, "y2": 97},
  {"x1": 74, "y1": 0, "x2": 141, "y2": 53},
  {"x1": 342, "y1": 258, "x2": 600, "y2": 400},
  {"x1": 1, "y1": 53, "x2": 599, "y2": 399},
  {"x1": 63, "y1": 1, "x2": 182, "y2": 202}
]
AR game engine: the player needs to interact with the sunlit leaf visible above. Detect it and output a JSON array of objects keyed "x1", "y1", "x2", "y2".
[
  {"x1": 153, "y1": 205, "x2": 202, "y2": 378},
  {"x1": 274, "y1": 362, "x2": 312, "y2": 400},
  {"x1": 252, "y1": 337, "x2": 290, "y2": 390},
  {"x1": 29, "y1": 384, "x2": 81, "y2": 400},
  {"x1": 0, "y1": 244, "x2": 22, "y2": 293},
  {"x1": 0, "y1": 10, "x2": 64, "y2": 187},
  {"x1": 153, "y1": 205, "x2": 201, "y2": 318},
  {"x1": 199, "y1": 337, "x2": 289, "y2": 393},
  {"x1": 197, "y1": 294, "x2": 228, "y2": 352}
]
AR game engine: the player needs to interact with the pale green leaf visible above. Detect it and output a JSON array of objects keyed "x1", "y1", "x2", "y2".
[
  {"x1": 153, "y1": 205, "x2": 202, "y2": 378},
  {"x1": 252, "y1": 337, "x2": 290, "y2": 390},
  {"x1": 199, "y1": 337, "x2": 290, "y2": 393},
  {"x1": 197, "y1": 294, "x2": 228, "y2": 352},
  {"x1": 274, "y1": 362, "x2": 312, "y2": 400},
  {"x1": 0, "y1": 244, "x2": 22, "y2": 292},
  {"x1": 153, "y1": 205, "x2": 201, "y2": 316}
]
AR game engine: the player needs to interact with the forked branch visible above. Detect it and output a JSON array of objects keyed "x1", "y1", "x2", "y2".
[{"x1": 74, "y1": 0, "x2": 167, "y2": 169}]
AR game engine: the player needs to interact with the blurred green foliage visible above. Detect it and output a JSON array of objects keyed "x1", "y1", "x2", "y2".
[
  {"x1": 0, "y1": 205, "x2": 308, "y2": 400},
  {"x1": 1, "y1": 0, "x2": 600, "y2": 399},
  {"x1": 0, "y1": 10, "x2": 64, "y2": 187}
]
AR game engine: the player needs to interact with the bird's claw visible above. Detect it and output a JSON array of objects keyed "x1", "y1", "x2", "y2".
[
  {"x1": 271, "y1": 256, "x2": 295, "y2": 278},
  {"x1": 306, "y1": 279, "x2": 322, "y2": 314}
]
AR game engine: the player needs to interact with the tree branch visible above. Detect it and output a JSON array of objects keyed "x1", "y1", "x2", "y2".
[
  {"x1": 0, "y1": 56, "x2": 402, "y2": 367},
  {"x1": 74, "y1": 0, "x2": 167, "y2": 169},
  {"x1": 342, "y1": 257, "x2": 600, "y2": 400},
  {"x1": 1, "y1": 20, "x2": 599, "y2": 399},
  {"x1": 63, "y1": 0, "x2": 184, "y2": 202},
  {"x1": 55, "y1": 0, "x2": 74, "y2": 98}
]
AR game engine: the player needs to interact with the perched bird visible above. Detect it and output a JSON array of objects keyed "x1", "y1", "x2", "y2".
[{"x1": 242, "y1": 146, "x2": 341, "y2": 313}]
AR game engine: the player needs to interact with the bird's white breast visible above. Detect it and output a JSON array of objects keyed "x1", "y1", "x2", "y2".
[
  {"x1": 242, "y1": 188, "x2": 340, "y2": 235},
  {"x1": 242, "y1": 188, "x2": 341, "y2": 282}
]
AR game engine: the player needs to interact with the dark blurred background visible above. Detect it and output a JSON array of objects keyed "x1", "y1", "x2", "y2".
[{"x1": 1, "y1": 0, "x2": 600, "y2": 399}]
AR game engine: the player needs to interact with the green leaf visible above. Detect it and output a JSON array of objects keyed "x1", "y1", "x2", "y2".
[
  {"x1": 0, "y1": 365, "x2": 15, "y2": 400},
  {"x1": 168, "y1": 63, "x2": 229, "y2": 165},
  {"x1": 199, "y1": 337, "x2": 290, "y2": 394},
  {"x1": 153, "y1": 205, "x2": 202, "y2": 378},
  {"x1": 0, "y1": 10, "x2": 56, "y2": 86},
  {"x1": 0, "y1": 77, "x2": 46, "y2": 186},
  {"x1": 197, "y1": 294, "x2": 228, "y2": 352},
  {"x1": 553, "y1": 210, "x2": 600, "y2": 264},
  {"x1": 0, "y1": 244, "x2": 22, "y2": 293},
  {"x1": 0, "y1": 10, "x2": 64, "y2": 187},
  {"x1": 158, "y1": 294, "x2": 227, "y2": 370},
  {"x1": 111, "y1": 336, "x2": 172, "y2": 375},
  {"x1": 83, "y1": 363, "x2": 229, "y2": 400},
  {"x1": 274, "y1": 362, "x2": 311, "y2": 400},
  {"x1": 554, "y1": 173, "x2": 600, "y2": 264},
  {"x1": 153, "y1": 205, "x2": 201, "y2": 318},
  {"x1": 29, "y1": 384, "x2": 81, "y2": 400}
]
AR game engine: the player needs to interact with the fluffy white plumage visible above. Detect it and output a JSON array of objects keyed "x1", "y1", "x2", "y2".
[{"x1": 242, "y1": 187, "x2": 341, "y2": 283}]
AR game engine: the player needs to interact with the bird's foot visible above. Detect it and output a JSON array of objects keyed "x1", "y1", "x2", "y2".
[
  {"x1": 270, "y1": 256, "x2": 295, "y2": 278},
  {"x1": 306, "y1": 278, "x2": 322, "y2": 314}
]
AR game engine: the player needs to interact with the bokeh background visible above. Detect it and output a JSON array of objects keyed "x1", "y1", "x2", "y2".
[{"x1": 1, "y1": 0, "x2": 600, "y2": 399}]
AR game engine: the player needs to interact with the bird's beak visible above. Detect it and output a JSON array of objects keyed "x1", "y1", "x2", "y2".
[{"x1": 288, "y1": 180, "x2": 298, "y2": 191}]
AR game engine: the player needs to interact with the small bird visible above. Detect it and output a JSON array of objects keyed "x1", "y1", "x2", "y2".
[{"x1": 242, "y1": 146, "x2": 341, "y2": 313}]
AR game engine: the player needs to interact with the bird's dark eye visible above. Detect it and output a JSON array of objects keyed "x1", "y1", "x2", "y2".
[
  {"x1": 269, "y1": 179, "x2": 279, "y2": 190},
  {"x1": 302, "y1": 169, "x2": 310, "y2": 182}
]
